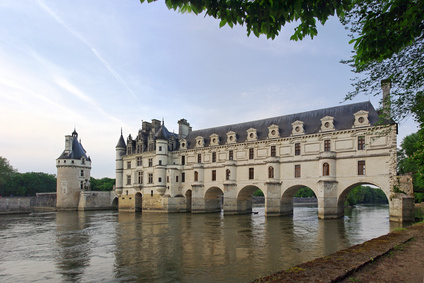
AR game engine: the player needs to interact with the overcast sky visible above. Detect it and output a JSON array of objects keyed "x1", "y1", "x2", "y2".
[{"x1": 0, "y1": 0, "x2": 418, "y2": 178}]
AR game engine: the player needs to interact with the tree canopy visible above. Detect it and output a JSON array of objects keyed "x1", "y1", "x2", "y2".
[{"x1": 141, "y1": 0, "x2": 351, "y2": 40}]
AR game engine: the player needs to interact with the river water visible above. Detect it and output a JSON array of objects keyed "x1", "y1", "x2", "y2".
[{"x1": 0, "y1": 204, "x2": 406, "y2": 282}]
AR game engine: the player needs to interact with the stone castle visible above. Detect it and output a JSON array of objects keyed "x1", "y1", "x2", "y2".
[{"x1": 114, "y1": 94, "x2": 414, "y2": 222}]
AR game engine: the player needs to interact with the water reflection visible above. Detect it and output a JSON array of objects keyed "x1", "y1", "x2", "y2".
[{"x1": 0, "y1": 204, "x2": 408, "y2": 283}]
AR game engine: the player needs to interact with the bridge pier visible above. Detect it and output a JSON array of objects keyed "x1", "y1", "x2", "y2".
[
  {"x1": 317, "y1": 180, "x2": 341, "y2": 219},
  {"x1": 265, "y1": 182, "x2": 283, "y2": 216}
]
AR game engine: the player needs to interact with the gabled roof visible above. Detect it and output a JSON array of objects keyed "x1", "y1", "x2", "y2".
[{"x1": 184, "y1": 101, "x2": 389, "y2": 149}]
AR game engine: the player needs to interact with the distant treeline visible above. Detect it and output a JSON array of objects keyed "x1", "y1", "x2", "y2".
[
  {"x1": 0, "y1": 172, "x2": 57, "y2": 196},
  {"x1": 254, "y1": 186, "x2": 388, "y2": 205}
]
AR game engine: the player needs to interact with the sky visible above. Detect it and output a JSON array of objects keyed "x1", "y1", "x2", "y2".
[{"x1": 0, "y1": 0, "x2": 418, "y2": 178}]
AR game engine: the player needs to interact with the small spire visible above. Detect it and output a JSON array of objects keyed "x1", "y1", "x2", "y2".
[
  {"x1": 121, "y1": 127, "x2": 123, "y2": 136},
  {"x1": 162, "y1": 118, "x2": 164, "y2": 126}
]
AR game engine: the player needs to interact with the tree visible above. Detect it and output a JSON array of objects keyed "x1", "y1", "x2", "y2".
[
  {"x1": 0, "y1": 156, "x2": 17, "y2": 195},
  {"x1": 90, "y1": 177, "x2": 115, "y2": 191},
  {"x1": 341, "y1": 0, "x2": 424, "y2": 123},
  {"x1": 141, "y1": 0, "x2": 351, "y2": 40},
  {"x1": 398, "y1": 131, "x2": 424, "y2": 202}
]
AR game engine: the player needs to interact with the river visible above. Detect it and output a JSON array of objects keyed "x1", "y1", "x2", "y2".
[{"x1": 0, "y1": 204, "x2": 407, "y2": 282}]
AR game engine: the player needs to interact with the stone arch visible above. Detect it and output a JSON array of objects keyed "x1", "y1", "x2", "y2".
[
  {"x1": 111, "y1": 197, "x2": 118, "y2": 209},
  {"x1": 135, "y1": 192, "x2": 142, "y2": 212},
  {"x1": 337, "y1": 181, "x2": 388, "y2": 217},
  {"x1": 203, "y1": 186, "x2": 224, "y2": 213},
  {"x1": 281, "y1": 185, "x2": 318, "y2": 216},
  {"x1": 237, "y1": 185, "x2": 264, "y2": 214}
]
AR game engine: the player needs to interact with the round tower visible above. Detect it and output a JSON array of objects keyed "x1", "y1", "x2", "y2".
[
  {"x1": 155, "y1": 122, "x2": 169, "y2": 195},
  {"x1": 56, "y1": 129, "x2": 92, "y2": 210},
  {"x1": 115, "y1": 129, "x2": 126, "y2": 196}
]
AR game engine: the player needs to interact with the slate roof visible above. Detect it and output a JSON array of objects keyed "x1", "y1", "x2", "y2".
[
  {"x1": 155, "y1": 124, "x2": 178, "y2": 140},
  {"x1": 184, "y1": 101, "x2": 390, "y2": 149},
  {"x1": 58, "y1": 131, "x2": 91, "y2": 160},
  {"x1": 116, "y1": 134, "x2": 126, "y2": 148}
]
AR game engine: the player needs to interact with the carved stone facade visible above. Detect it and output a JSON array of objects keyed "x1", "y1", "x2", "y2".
[{"x1": 115, "y1": 102, "x2": 414, "y2": 222}]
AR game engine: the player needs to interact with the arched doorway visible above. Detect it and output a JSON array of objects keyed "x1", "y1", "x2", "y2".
[
  {"x1": 135, "y1": 192, "x2": 142, "y2": 212},
  {"x1": 185, "y1": 190, "x2": 192, "y2": 213}
]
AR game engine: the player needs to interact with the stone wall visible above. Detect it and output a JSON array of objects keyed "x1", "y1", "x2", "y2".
[
  {"x1": 78, "y1": 191, "x2": 116, "y2": 211},
  {"x1": 0, "y1": 197, "x2": 34, "y2": 214},
  {"x1": 35, "y1": 193, "x2": 57, "y2": 209}
]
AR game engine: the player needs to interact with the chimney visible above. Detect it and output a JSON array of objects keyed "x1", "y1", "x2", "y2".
[
  {"x1": 178, "y1": 118, "x2": 191, "y2": 139},
  {"x1": 381, "y1": 79, "x2": 391, "y2": 119},
  {"x1": 65, "y1": 135, "x2": 72, "y2": 153}
]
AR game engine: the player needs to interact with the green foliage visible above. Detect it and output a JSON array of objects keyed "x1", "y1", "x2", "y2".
[
  {"x1": 341, "y1": 1, "x2": 424, "y2": 125},
  {"x1": 1, "y1": 171, "x2": 56, "y2": 197},
  {"x1": 0, "y1": 156, "x2": 17, "y2": 188},
  {"x1": 253, "y1": 189, "x2": 264, "y2": 197},
  {"x1": 140, "y1": 0, "x2": 352, "y2": 40},
  {"x1": 90, "y1": 177, "x2": 115, "y2": 191},
  {"x1": 294, "y1": 187, "x2": 316, "y2": 198},
  {"x1": 397, "y1": 130, "x2": 424, "y2": 201},
  {"x1": 344, "y1": 186, "x2": 388, "y2": 206}
]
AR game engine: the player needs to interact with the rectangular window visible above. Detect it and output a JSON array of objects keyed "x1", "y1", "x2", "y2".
[
  {"x1": 138, "y1": 172, "x2": 143, "y2": 184},
  {"x1": 295, "y1": 165, "x2": 301, "y2": 178},
  {"x1": 137, "y1": 157, "x2": 142, "y2": 166},
  {"x1": 127, "y1": 147, "x2": 132, "y2": 155},
  {"x1": 271, "y1": 146, "x2": 276, "y2": 157},
  {"x1": 358, "y1": 136, "x2": 365, "y2": 150},
  {"x1": 249, "y1": 168, "x2": 254, "y2": 180},
  {"x1": 295, "y1": 143, "x2": 301, "y2": 156},
  {"x1": 249, "y1": 148, "x2": 254, "y2": 159},
  {"x1": 80, "y1": 170, "x2": 84, "y2": 177},
  {"x1": 148, "y1": 158, "x2": 153, "y2": 167},
  {"x1": 151, "y1": 190, "x2": 153, "y2": 197},
  {"x1": 229, "y1": 150, "x2": 233, "y2": 161},
  {"x1": 181, "y1": 156, "x2": 185, "y2": 165},
  {"x1": 167, "y1": 176, "x2": 169, "y2": 183},
  {"x1": 358, "y1": 160, "x2": 366, "y2": 175},
  {"x1": 181, "y1": 172, "x2": 185, "y2": 182},
  {"x1": 80, "y1": 181, "x2": 84, "y2": 190},
  {"x1": 324, "y1": 140, "x2": 331, "y2": 152},
  {"x1": 148, "y1": 173, "x2": 153, "y2": 184},
  {"x1": 159, "y1": 160, "x2": 162, "y2": 165},
  {"x1": 198, "y1": 154, "x2": 201, "y2": 163},
  {"x1": 176, "y1": 176, "x2": 179, "y2": 182},
  {"x1": 212, "y1": 170, "x2": 216, "y2": 181},
  {"x1": 126, "y1": 175, "x2": 131, "y2": 185},
  {"x1": 159, "y1": 146, "x2": 162, "y2": 151},
  {"x1": 212, "y1": 152, "x2": 216, "y2": 163},
  {"x1": 158, "y1": 177, "x2": 162, "y2": 183},
  {"x1": 127, "y1": 161, "x2": 131, "y2": 169}
]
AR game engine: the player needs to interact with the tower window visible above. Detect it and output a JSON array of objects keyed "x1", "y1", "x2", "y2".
[
  {"x1": 80, "y1": 170, "x2": 84, "y2": 177},
  {"x1": 181, "y1": 156, "x2": 185, "y2": 165},
  {"x1": 358, "y1": 136, "x2": 365, "y2": 150},
  {"x1": 212, "y1": 152, "x2": 216, "y2": 163},
  {"x1": 127, "y1": 161, "x2": 131, "y2": 169},
  {"x1": 226, "y1": 169, "x2": 230, "y2": 180},
  {"x1": 295, "y1": 165, "x2": 301, "y2": 178},
  {"x1": 194, "y1": 171, "x2": 199, "y2": 182},
  {"x1": 358, "y1": 160, "x2": 366, "y2": 175},
  {"x1": 212, "y1": 170, "x2": 216, "y2": 181},
  {"x1": 295, "y1": 143, "x2": 301, "y2": 156},
  {"x1": 197, "y1": 154, "x2": 201, "y2": 163},
  {"x1": 323, "y1": 163, "x2": 330, "y2": 176},
  {"x1": 268, "y1": 166, "x2": 274, "y2": 178},
  {"x1": 181, "y1": 172, "x2": 185, "y2": 182},
  {"x1": 249, "y1": 148, "x2": 254, "y2": 159},
  {"x1": 249, "y1": 168, "x2": 254, "y2": 179},
  {"x1": 324, "y1": 140, "x2": 331, "y2": 152},
  {"x1": 229, "y1": 150, "x2": 233, "y2": 161},
  {"x1": 271, "y1": 146, "x2": 276, "y2": 157}
]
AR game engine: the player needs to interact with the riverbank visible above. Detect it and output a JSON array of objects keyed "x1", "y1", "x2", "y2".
[{"x1": 253, "y1": 221, "x2": 424, "y2": 282}]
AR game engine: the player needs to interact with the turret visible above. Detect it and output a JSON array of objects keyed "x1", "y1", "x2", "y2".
[
  {"x1": 56, "y1": 129, "x2": 92, "y2": 210},
  {"x1": 115, "y1": 129, "x2": 126, "y2": 195}
]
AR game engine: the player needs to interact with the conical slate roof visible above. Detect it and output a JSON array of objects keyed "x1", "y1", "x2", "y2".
[
  {"x1": 116, "y1": 133, "x2": 126, "y2": 148},
  {"x1": 58, "y1": 132, "x2": 90, "y2": 160}
]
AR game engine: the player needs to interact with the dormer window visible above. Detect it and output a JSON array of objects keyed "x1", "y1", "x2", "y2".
[
  {"x1": 268, "y1": 124, "x2": 280, "y2": 139},
  {"x1": 195, "y1": 136, "x2": 204, "y2": 148},
  {"x1": 291, "y1": 121, "x2": 304, "y2": 136},
  {"x1": 320, "y1": 116, "x2": 335, "y2": 132},
  {"x1": 226, "y1": 131, "x2": 237, "y2": 144},
  {"x1": 353, "y1": 110, "x2": 370, "y2": 128},
  {"x1": 210, "y1": 134, "x2": 220, "y2": 146},
  {"x1": 246, "y1": 128, "x2": 257, "y2": 142},
  {"x1": 180, "y1": 139, "x2": 187, "y2": 150}
]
